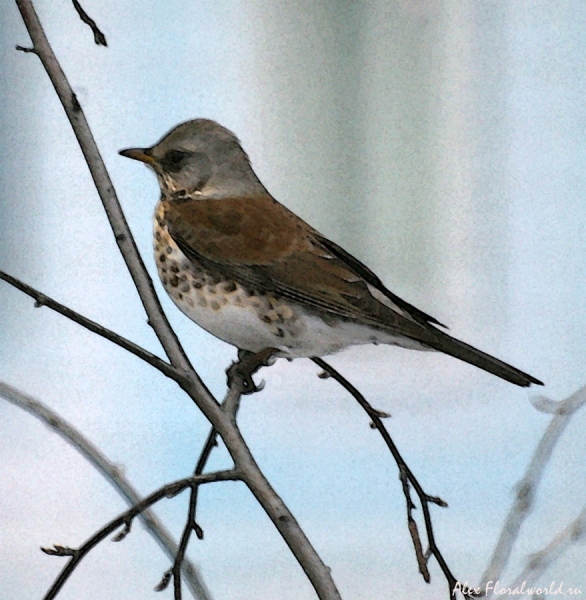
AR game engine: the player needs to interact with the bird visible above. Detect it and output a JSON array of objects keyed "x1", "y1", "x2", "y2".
[{"x1": 119, "y1": 119, "x2": 542, "y2": 388}]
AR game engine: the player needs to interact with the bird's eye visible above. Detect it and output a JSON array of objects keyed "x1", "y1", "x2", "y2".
[{"x1": 164, "y1": 150, "x2": 189, "y2": 170}]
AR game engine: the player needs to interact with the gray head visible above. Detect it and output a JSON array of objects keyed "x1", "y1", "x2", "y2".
[{"x1": 119, "y1": 119, "x2": 267, "y2": 198}]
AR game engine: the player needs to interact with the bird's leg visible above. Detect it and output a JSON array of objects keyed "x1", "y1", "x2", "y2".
[{"x1": 226, "y1": 348, "x2": 278, "y2": 395}]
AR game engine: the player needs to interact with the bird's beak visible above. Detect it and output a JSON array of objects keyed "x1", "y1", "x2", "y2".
[{"x1": 118, "y1": 147, "x2": 157, "y2": 166}]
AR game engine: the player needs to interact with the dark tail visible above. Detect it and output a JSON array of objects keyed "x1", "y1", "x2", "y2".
[{"x1": 424, "y1": 330, "x2": 543, "y2": 387}]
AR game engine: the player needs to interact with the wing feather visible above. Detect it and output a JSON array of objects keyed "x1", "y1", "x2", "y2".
[{"x1": 164, "y1": 196, "x2": 429, "y2": 340}]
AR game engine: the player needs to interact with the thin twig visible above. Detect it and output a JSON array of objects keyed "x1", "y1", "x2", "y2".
[
  {"x1": 0, "y1": 381, "x2": 212, "y2": 600},
  {"x1": 184, "y1": 378, "x2": 244, "y2": 547},
  {"x1": 172, "y1": 482, "x2": 200, "y2": 600},
  {"x1": 41, "y1": 470, "x2": 239, "y2": 600},
  {"x1": 399, "y1": 466, "x2": 430, "y2": 582},
  {"x1": 0, "y1": 271, "x2": 186, "y2": 384},
  {"x1": 190, "y1": 427, "x2": 220, "y2": 539},
  {"x1": 169, "y1": 350, "x2": 276, "y2": 598},
  {"x1": 479, "y1": 385, "x2": 586, "y2": 594},
  {"x1": 312, "y1": 358, "x2": 476, "y2": 600},
  {"x1": 222, "y1": 375, "x2": 247, "y2": 419},
  {"x1": 186, "y1": 350, "x2": 278, "y2": 544},
  {"x1": 170, "y1": 429, "x2": 228, "y2": 600},
  {"x1": 164, "y1": 426, "x2": 221, "y2": 599},
  {"x1": 71, "y1": 0, "x2": 107, "y2": 46},
  {"x1": 16, "y1": 44, "x2": 38, "y2": 53}
]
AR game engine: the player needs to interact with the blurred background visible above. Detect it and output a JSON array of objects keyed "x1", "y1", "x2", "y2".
[{"x1": 1, "y1": 1, "x2": 585, "y2": 598}]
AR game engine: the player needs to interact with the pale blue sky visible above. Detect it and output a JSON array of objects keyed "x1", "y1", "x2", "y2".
[{"x1": 1, "y1": 1, "x2": 585, "y2": 599}]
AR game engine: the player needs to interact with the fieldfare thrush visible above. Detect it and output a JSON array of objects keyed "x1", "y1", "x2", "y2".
[{"x1": 120, "y1": 119, "x2": 542, "y2": 387}]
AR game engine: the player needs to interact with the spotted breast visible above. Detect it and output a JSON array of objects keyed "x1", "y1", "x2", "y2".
[{"x1": 153, "y1": 200, "x2": 314, "y2": 354}]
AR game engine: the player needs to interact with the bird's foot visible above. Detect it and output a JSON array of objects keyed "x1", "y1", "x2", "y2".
[{"x1": 226, "y1": 348, "x2": 278, "y2": 395}]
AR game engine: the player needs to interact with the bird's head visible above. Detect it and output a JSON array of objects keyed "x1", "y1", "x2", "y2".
[{"x1": 119, "y1": 119, "x2": 267, "y2": 199}]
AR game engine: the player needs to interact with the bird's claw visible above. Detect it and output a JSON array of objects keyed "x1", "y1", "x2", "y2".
[{"x1": 226, "y1": 348, "x2": 277, "y2": 395}]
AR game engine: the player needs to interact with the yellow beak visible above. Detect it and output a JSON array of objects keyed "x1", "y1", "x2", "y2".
[{"x1": 118, "y1": 147, "x2": 157, "y2": 166}]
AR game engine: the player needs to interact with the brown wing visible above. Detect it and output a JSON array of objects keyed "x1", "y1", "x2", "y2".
[
  {"x1": 314, "y1": 235, "x2": 445, "y2": 327},
  {"x1": 163, "y1": 195, "x2": 432, "y2": 339},
  {"x1": 164, "y1": 195, "x2": 543, "y2": 386}
]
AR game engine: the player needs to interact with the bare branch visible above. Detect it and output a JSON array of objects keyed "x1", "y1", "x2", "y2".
[
  {"x1": 182, "y1": 350, "x2": 275, "y2": 545},
  {"x1": 14, "y1": 2, "x2": 342, "y2": 597},
  {"x1": 0, "y1": 381, "x2": 212, "y2": 600},
  {"x1": 312, "y1": 358, "x2": 477, "y2": 600},
  {"x1": 42, "y1": 469, "x2": 239, "y2": 600},
  {"x1": 480, "y1": 385, "x2": 586, "y2": 592},
  {"x1": 188, "y1": 426, "x2": 220, "y2": 542},
  {"x1": 0, "y1": 271, "x2": 186, "y2": 384},
  {"x1": 169, "y1": 351, "x2": 279, "y2": 597},
  {"x1": 14, "y1": 0, "x2": 198, "y2": 381},
  {"x1": 508, "y1": 503, "x2": 586, "y2": 589},
  {"x1": 171, "y1": 482, "x2": 203, "y2": 600},
  {"x1": 71, "y1": 0, "x2": 107, "y2": 46}
]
